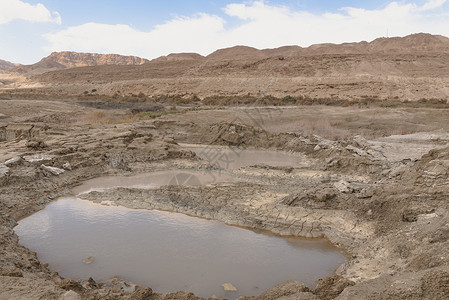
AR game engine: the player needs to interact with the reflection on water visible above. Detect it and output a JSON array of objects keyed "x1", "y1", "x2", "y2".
[
  {"x1": 182, "y1": 144, "x2": 307, "y2": 170},
  {"x1": 15, "y1": 198, "x2": 345, "y2": 299},
  {"x1": 72, "y1": 170, "x2": 235, "y2": 195}
]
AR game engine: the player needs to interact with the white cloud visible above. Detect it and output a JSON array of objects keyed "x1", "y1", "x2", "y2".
[
  {"x1": 43, "y1": 0, "x2": 449, "y2": 59},
  {"x1": 0, "y1": 0, "x2": 61, "y2": 25},
  {"x1": 43, "y1": 14, "x2": 226, "y2": 57},
  {"x1": 419, "y1": 0, "x2": 447, "y2": 10}
]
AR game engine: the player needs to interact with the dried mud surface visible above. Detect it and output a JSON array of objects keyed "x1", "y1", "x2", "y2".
[{"x1": 1, "y1": 99, "x2": 449, "y2": 299}]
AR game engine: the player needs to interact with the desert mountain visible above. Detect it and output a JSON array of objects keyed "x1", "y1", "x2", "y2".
[
  {"x1": 5, "y1": 33, "x2": 449, "y2": 101},
  {"x1": 13, "y1": 51, "x2": 149, "y2": 74},
  {"x1": 302, "y1": 33, "x2": 449, "y2": 55},
  {"x1": 0, "y1": 59, "x2": 21, "y2": 71},
  {"x1": 205, "y1": 33, "x2": 449, "y2": 60},
  {"x1": 207, "y1": 46, "x2": 268, "y2": 61},
  {"x1": 153, "y1": 53, "x2": 204, "y2": 62}
]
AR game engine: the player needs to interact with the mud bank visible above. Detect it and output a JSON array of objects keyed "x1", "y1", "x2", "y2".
[{"x1": 1, "y1": 101, "x2": 449, "y2": 299}]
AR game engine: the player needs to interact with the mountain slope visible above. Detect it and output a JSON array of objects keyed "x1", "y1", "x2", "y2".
[
  {"x1": 13, "y1": 51, "x2": 149, "y2": 74},
  {"x1": 206, "y1": 33, "x2": 449, "y2": 60},
  {"x1": 6, "y1": 33, "x2": 449, "y2": 101},
  {"x1": 0, "y1": 59, "x2": 21, "y2": 71}
]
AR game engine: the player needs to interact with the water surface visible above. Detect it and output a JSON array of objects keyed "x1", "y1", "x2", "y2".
[
  {"x1": 72, "y1": 170, "x2": 235, "y2": 195},
  {"x1": 16, "y1": 198, "x2": 345, "y2": 299},
  {"x1": 181, "y1": 144, "x2": 307, "y2": 170}
]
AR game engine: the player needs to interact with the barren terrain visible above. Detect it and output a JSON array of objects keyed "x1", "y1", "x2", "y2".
[
  {"x1": 1, "y1": 33, "x2": 449, "y2": 102},
  {"x1": 1, "y1": 98, "x2": 449, "y2": 299},
  {"x1": 1, "y1": 33, "x2": 449, "y2": 299}
]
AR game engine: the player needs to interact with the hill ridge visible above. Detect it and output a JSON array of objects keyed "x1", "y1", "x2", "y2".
[
  {"x1": 0, "y1": 59, "x2": 21, "y2": 71},
  {"x1": 13, "y1": 51, "x2": 149, "y2": 74}
]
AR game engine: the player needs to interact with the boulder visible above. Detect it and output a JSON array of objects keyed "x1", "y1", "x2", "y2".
[
  {"x1": 41, "y1": 164, "x2": 65, "y2": 176},
  {"x1": 257, "y1": 280, "x2": 310, "y2": 299},
  {"x1": 4, "y1": 156, "x2": 21, "y2": 166}
]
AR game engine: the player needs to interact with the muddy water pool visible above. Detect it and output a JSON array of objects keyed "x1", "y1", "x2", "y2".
[
  {"x1": 16, "y1": 198, "x2": 345, "y2": 299},
  {"x1": 16, "y1": 160, "x2": 345, "y2": 299},
  {"x1": 181, "y1": 144, "x2": 309, "y2": 170},
  {"x1": 71, "y1": 170, "x2": 235, "y2": 195}
]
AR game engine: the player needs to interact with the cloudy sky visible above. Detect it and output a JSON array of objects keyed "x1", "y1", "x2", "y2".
[{"x1": 1, "y1": 0, "x2": 449, "y2": 64}]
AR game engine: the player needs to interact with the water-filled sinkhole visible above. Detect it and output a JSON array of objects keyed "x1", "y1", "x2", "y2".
[{"x1": 16, "y1": 197, "x2": 345, "y2": 299}]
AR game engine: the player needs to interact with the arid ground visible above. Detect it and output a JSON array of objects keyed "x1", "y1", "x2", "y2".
[{"x1": 1, "y1": 33, "x2": 449, "y2": 299}]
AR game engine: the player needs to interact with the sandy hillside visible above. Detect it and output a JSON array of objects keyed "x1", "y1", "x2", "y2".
[
  {"x1": 0, "y1": 59, "x2": 21, "y2": 71},
  {"x1": 1, "y1": 33, "x2": 447, "y2": 102},
  {"x1": 12, "y1": 52, "x2": 149, "y2": 75}
]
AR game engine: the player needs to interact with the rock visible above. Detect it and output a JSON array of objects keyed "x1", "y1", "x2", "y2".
[
  {"x1": 83, "y1": 277, "x2": 98, "y2": 289},
  {"x1": 0, "y1": 163, "x2": 9, "y2": 177},
  {"x1": 314, "y1": 135, "x2": 337, "y2": 149},
  {"x1": 4, "y1": 124, "x2": 34, "y2": 141},
  {"x1": 26, "y1": 139, "x2": 48, "y2": 150},
  {"x1": 402, "y1": 209, "x2": 418, "y2": 222},
  {"x1": 402, "y1": 208, "x2": 436, "y2": 223},
  {"x1": 1, "y1": 268, "x2": 23, "y2": 277},
  {"x1": 315, "y1": 188, "x2": 337, "y2": 202},
  {"x1": 121, "y1": 281, "x2": 138, "y2": 293},
  {"x1": 62, "y1": 162, "x2": 72, "y2": 170},
  {"x1": 417, "y1": 212, "x2": 439, "y2": 224},
  {"x1": 421, "y1": 270, "x2": 449, "y2": 299},
  {"x1": 428, "y1": 225, "x2": 449, "y2": 243},
  {"x1": 163, "y1": 291, "x2": 201, "y2": 299},
  {"x1": 58, "y1": 291, "x2": 82, "y2": 300},
  {"x1": 366, "y1": 149, "x2": 386, "y2": 161},
  {"x1": 41, "y1": 164, "x2": 65, "y2": 176},
  {"x1": 257, "y1": 280, "x2": 310, "y2": 299},
  {"x1": 23, "y1": 154, "x2": 54, "y2": 163},
  {"x1": 345, "y1": 145, "x2": 368, "y2": 156},
  {"x1": 222, "y1": 283, "x2": 238, "y2": 291},
  {"x1": 106, "y1": 152, "x2": 130, "y2": 170},
  {"x1": 129, "y1": 288, "x2": 153, "y2": 300},
  {"x1": 58, "y1": 279, "x2": 85, "y2": 293},
  {"x1": 163, "y1": 136, "x2": 176, "y2": 144},
  {"x1": 353, "y1": 135, "x2": 369, "y2": 147},
  {"x1": 358, "y1": 187, "x2": 374, "y2": 198},
  {"x1": 333, "y1": 180, "x2": 353, "y2": 193},
  {"x1": 83, "y1": 256, "x2": 94, "y2": 264},
  {"x1": 313, "y1": 275, "x2": 355, "y2": 300},
  {"x1": 4, "y1": 156, "x2": 21, "y2": 166},
  {"x1": 273, "y1": 292, "x2": 319, "y2": 300}
]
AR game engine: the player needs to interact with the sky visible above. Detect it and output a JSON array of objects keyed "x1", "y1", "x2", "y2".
[{"x1": 1, "y1": 0, "x2": 449, "y2": 64}]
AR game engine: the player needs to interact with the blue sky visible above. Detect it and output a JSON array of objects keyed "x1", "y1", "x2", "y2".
[{"x1": 1, "y1": 0, "x2": 449, "y2": 64}]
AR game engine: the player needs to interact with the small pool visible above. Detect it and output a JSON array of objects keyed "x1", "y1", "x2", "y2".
[
  {"x1": 15, "y1": 197, "x2": 345, "y2": 299},
  {"x1": 181, "y1": 144, "x2": 309, "y2": 170},
  {"x1": 71, "y1": 170, "x2": 235, "y2": 195}
]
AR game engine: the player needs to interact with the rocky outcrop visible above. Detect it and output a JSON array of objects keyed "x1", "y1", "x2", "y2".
[
  {"x1": 13, "y1": 51, "x2": 149, "y2": 74},
  {"x1": 0, "y1": 59, "x2": 21, "y2": 71},
  {"x1": 153, "y1": 53, "x2": 204, "y2": 62},
  {"x1": 0, "y1": 124, "x2": 41, "y2": 142},
  {"x1": 21, "y1": 33, "x2": 449, "y2": 101},
  {"x1": 206, "y1": 33, "x2": 449, "y2": 60}
]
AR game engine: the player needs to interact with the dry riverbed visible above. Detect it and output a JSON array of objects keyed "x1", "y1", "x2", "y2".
[{"x1": 1, "y1": 99, "x2": 449, "y2": 299}]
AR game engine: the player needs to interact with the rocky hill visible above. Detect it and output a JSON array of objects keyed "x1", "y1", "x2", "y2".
[
  {"x1": 3, "y1": 33, "x2": 449, "y2": 101},
  {"x1": 205, "y1": 33, "x2": 449, "y2": 60},
  {"x1": 13, "y1": 51, "x2": 149, "y2": 74},
  {"x1": 153, "y1": 53, "x2": 204, "y2": 62},
  {"x1": 0, "y1": 59, "x2": 21, "y2": 71}
]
